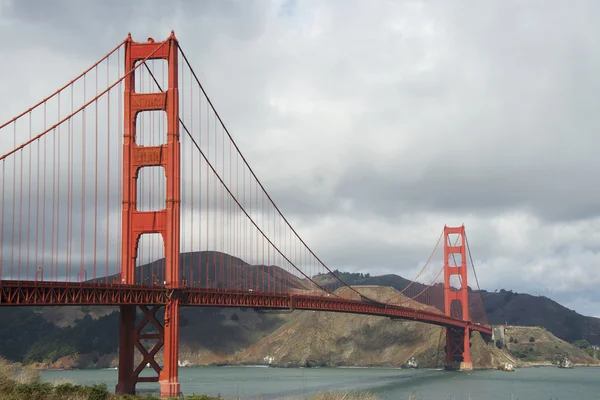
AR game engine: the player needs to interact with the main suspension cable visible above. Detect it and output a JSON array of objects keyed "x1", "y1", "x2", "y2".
[
  {"x1": 141, "y1": 61, "x2": 337, "y2": 297},
  {"x1": 177, "y1": 45, "x2": 366, "y2": 298}
]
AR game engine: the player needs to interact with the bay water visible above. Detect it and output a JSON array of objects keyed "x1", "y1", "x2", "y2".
[{"x1": 40, "y1": 366, "x2": 600, "y2": 399}]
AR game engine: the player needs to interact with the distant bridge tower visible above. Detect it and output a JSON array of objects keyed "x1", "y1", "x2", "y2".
[
  {"x1": 443, "y1": 225, "x2": 472, "y2": 370},
  {"x1": 116, "y1": 32, "x2": 181, "y2": 397}
]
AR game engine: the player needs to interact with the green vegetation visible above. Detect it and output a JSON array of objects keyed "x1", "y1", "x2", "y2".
[
  {"x1": 529, "y1": 336, "x2": 535, "y2": 343},
  {"x1": 0, "y1": 356, "x2": 224, "y2": 399},
  {"x1": 571, "y1": 339, "x2": 599, "y2": 359},
  {"x1": 0, "y1": 303, "x2": 286, "y2": 368},
  {"x1": 573, "y1": 339, "x2": 591, "y2": 349},
  {"x1": 0, "y1": 308, "x2": 119, "y2": 365},
  {"x1": 25, "y1": 312, "x2": 118, "y2": 365},
  {"x1": 0, "y1": 308, "x2": 56, "y2": 361},
  {"x1": 0, "y1": 357, "x2": 109, "y2": 400},
  {"x1": 512, "y1": 346, "x2": 542, "y2": 360},
  {"x1": 329, "y1": 270, "x2": 371, "y2": 281}
]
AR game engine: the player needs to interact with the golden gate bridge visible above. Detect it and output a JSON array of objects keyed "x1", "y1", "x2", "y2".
[{"x1": 0, "y1": 32, "x2": 491, "y2": 398}]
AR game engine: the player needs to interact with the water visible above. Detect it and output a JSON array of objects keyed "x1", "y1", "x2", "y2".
[{"x1": 40, "y1": 366, "x2": 600, "y2": 399}]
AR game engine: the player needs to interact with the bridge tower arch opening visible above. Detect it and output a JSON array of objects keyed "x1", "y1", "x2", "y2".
[
  {"x1": 117, "y1": 32, "x2": 181, "y2": 398},
  {"x1": 443, "y1": 225, "x2": 472, "y2": 371}
]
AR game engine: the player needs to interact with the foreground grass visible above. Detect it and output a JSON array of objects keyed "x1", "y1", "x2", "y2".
[{"x1": 0, "y1": 357, "x2": 224, "y2": 400}]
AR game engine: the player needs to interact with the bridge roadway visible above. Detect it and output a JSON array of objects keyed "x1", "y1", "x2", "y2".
[{"x1": 0, "y1": 280, "x2": 492, "y2": 335}]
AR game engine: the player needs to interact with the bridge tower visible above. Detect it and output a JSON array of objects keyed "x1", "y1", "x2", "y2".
[
  {"x1": 116, "y1": 33, "x2": 181, "y2": 397},
  {"x1": 443, "y1": 225, "x2": 472, "y2": 371}
]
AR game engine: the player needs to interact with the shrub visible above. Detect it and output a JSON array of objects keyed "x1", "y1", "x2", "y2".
[
  {"x1": 84, "y1": 383, "x2": 110, "y2": 400},
  {"x1": 0, "y1": 358, "x2": 16, "y2": 393},
  {"x1": 573, "y1": 339, "x2": 591, "y2": 349},
  {"x1": 529, "y1": 336, "x2": 535, "y2": 343},
  {"x1": 15, "y1": 366, "x2": 40, "y2": 385},
  {"x1": 13, "y1": 381, "x2": 53, "y2": 400},
  {"x1": 54, "y1": 382, "x2": 83, "y2": 398}
]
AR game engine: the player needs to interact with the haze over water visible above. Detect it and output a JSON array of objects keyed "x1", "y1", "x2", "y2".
[{"x1": 41, "y1": 366, "x2": 600, "y2": 399}]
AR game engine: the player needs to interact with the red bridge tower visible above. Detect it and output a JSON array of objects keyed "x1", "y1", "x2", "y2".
[
  {"x1": 116, "y1": 32, "x2": 181, "y2": 397},
  {"x1": 443, "y1": 225, "x2": 473, "y2": 371}
]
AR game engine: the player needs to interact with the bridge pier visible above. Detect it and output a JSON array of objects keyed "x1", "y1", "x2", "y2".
[
  {"x1": 116, "y1": 305, "x2": 136, "y2": 395},
  {"x1": 444, "y1": 326, "x2": 472, "y2": 371},
  {"x1": 160, "y1": 297, "x2": 181, "y2": 398},
  {"x1": 115, "y1": 303, "x2": 181, "y2": 397}
]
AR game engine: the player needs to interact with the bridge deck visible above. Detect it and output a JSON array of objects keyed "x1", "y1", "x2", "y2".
[{"x1": 0, "y1": 280, "x2": 492, "y2": 335}]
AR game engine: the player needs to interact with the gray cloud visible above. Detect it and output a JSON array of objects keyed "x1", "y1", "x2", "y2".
[{"x1": 2, "y1": 0, "x2": 600, "y2": 316}]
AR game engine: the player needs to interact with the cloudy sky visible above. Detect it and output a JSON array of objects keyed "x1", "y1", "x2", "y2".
[{"x1": 1, "y1": 0, "x2": 600, "y2": 317}]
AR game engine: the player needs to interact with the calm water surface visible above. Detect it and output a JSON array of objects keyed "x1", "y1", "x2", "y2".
[{"x1": 41, "y1": 366, "x2": 600, "y2": 399}]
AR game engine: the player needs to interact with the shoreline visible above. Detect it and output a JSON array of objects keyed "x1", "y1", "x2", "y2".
[
  {"x1": 35, "y1": 362, "x2": 600, "y2": 372},
  {"x1": 26, "y1": 360, "x2": 600, "y2": 400}
]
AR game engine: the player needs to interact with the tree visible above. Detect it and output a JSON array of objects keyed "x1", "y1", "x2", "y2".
[
  {"x1": 573, "y1": 339, "x2": 591, "y2": 349},
  {"x1": 509, "y1": 336, "x2": 515, "y2": 343},
  {"x1": 529, "y1": 336, "x2": 535, "y2": 343}
]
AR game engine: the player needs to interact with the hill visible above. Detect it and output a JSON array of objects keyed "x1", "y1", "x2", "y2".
[
  {"x1": 479, "y1": 290, "x2": 600, "y2": 344},
  {"x1": 1, "y1": 304, "x2": 293, "y2": 369},
  {"x1": 503, "y1": 325, "x2": 599, "y2": 366},
  {"x1": 96, "y1": 251, "x2": 310, "y2": 292},
  {"x1": 322, "y1": 271, "x2": 600, "y2": 345},
  {"x1": 1, "y1": 252, "x2": 599, "y2": 368},
  {"x1": 233, "y1": 286, "x2": 599, "y2": 370},
  {"x1": 235, "y1": 285, "x2": 511, "y2": 369}
]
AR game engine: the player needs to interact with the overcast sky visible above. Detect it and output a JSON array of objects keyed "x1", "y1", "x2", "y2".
[{"x1": 1, "y1": 0, "x2": 600, "y2": 317}]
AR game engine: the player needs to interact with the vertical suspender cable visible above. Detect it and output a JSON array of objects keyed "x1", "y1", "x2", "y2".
[
  {"x1": 81, "y1": 74, "x2": 87, "y2": 281},
  {"x1": 105, "y1": 58, "x2": 111, "y2": 284}
]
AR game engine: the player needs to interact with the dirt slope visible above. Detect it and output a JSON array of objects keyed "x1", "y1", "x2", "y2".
[{"x1": 235, "y1": 285, "x2": 507, "y2": 369}]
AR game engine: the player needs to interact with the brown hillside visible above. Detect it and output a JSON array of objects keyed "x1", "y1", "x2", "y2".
[
  {"x1": 97, "y1": 251, "x2": 310, "y2": 292},
  {"x1": 235, "y1": 285, "x2": 507, "y2": 369},
  {"x1": 504, "y1": 326, "x2": 600, "y2": 366}
]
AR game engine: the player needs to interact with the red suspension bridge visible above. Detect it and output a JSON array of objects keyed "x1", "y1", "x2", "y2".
[{"x1": 0, "y1": 32, "x2": 492, "y2": 398}]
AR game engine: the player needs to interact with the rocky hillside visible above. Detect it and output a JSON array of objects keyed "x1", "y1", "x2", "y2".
[
  {"x1": 233, "y1": 287, "x2": 599, "y2": 370},
  {"x1": 235, "y1": 286, "x2": 510, "y2": 369}
]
